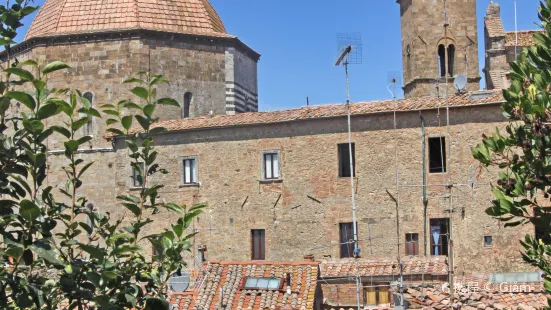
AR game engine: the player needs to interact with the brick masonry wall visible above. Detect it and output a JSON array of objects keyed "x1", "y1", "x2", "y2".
[
  {"x1": 61, "y1": 103, "x2": 532, "y2": 275},
  {"x1": 399, "y1": 0, "x2": 480, "y2": 98}
]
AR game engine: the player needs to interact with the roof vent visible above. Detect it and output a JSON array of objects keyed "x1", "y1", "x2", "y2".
[{"x1": 468, "y1": 91, "x2": 495, "y2": 101}]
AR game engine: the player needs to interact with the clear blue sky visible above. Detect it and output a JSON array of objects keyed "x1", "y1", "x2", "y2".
[{"x1": 15, "y1": 0, "x2": 542, "y2": 111}]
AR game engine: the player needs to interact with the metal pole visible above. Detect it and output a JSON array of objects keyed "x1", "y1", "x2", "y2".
[
  {"x1": 421, "y1": 116, "x2": 428, "y2": 257},
  {"x1": 345, "y1": 61, "x2": 361, "y2": 310},
  {"x1": 514, "y1": 0, "x2": 518, "y2": 57}
]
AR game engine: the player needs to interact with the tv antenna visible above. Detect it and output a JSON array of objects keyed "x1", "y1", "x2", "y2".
[
  {"x1": 334, "y1": 32, "x2": 363, "y2": 310},
  {"x1": 387, "y1": 71, "x2": 402, "y2": 99},
  {"x1": 453, "y1": 75, "x2": 467, "y2": 92},
  {"x1": 169, "y1": 270, "x2": 191, "y2": 292}
]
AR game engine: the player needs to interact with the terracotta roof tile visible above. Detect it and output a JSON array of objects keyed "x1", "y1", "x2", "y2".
[
  {"x1": 505, "y1": 30, "x2": 544, "y2": 47},
  {"x1": 320, "y1": 256, "x2": 448, "y2": 278},
  {"x1": 25, "y1": 0, "x2": 230, "y2": 40},
  {"x1": 168, "y1": 261, "x2": 320, "y2": 310},
  {"x1": 110, "y1": 90, "x2": 503, "y2": 138}
]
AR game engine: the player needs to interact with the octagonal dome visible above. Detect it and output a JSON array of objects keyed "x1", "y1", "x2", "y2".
[{"x1": 25, "y1": 0, "x2": 229, "y2": 40}]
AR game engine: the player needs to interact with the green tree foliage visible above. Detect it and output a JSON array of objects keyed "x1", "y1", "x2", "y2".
[
  {"x1": 0, "y1": 1, "x2": 204, "y2": 309},
  {"x1": 472, "y1": 1, "x2": 551, "y2": 307}
]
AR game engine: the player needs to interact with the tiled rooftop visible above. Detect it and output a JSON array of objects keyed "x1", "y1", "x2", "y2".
[
  {"x1": 112, "y1": 90, "x2": 503, "y2": 138},
  {"x1": 401, "y1": 283, "x2": 547, "y2": 310},
  {"x1": 505, "y1": 30, "x2": 544, "y2": 47},
  {"x1": 320, "y1": 256, "x2": 448, "y2": 278},
  {"x1": 168, "y1": 261, "x2": 320, "y2": 310},
  {"x1": 25, "y1": 0, "x2": 230, "y2": 40}
]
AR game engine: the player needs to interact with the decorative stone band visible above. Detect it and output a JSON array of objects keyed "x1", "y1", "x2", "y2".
[{"x1": 226, "y1": 82, "x2": 258, "y2": 114}]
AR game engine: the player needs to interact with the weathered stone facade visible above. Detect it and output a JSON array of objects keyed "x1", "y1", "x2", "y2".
[
  {"x1": 398, "y1": 0, "x2": 481, "y2": 98},
  {"x1": 76, "y1": 99, "x2": 528, "y2": 275}
]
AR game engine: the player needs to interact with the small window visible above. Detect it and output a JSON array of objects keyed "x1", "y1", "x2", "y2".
[
  {"x1": 243, "y1": 277, "x2": 281, "y2": 290},
  {"x1": 484, "y1": 236, "x2": 493, "y2": 248},
  {"x1": 338, "y1": 143, "x2": 355, "y2": 177},
  {"x1": 429, "y1": 137, "x2": 446, "y2": 173},
  {"x1": 430, "y1": 218, "x2": 449, "y2": 256},
  {"x1": 183, "y1": 92, "x2": 192, "y2": 118},
  {"x1": 182, "y1": 158, "x2": 197, "y2": 184},
  {"x1": 405, "y1": 233, "x2": 419, "y2": 256},
  {"x1": 448, "y1": 44, "x2": 455, "y2": 76},
  {"x1": 364, "y1": 283, "x2": 390, "y2": 306},
  {"x1": 251, "y1": 229, "x2": 265, "y2": 260},
  {"x1": 83, "y1": 92, "x2": 93, "y2": 136},
  {"x1": 263, "y1": 152, "x2": 280, "y2": 180},
  {"x1": 438, "y1": 44, "x2": 446, "y2": 77},
  {"x1": 340, "y1": 222, "x2": 356, "y2": 258},
  {"x1": 132, "y1": 162, "x2": 145, "y2": 188}
]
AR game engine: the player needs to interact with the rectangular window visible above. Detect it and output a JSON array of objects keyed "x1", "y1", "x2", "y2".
[
  {"x1": 132, "y1": 162, "x2": 145, "y2": 187},
  {"x1": 263, "y1": 153, "x2": 280, "y2": 180},
  {"x1": 243, "y1": 277, "x2": 281, "y2": 290},
  {"x1": 182, "y1": 158, "x2": 197, "y2": 184},
  {"x1": 339, "y1": 222, "x2": 356, "y2": 258},
  {"x1": 430, "y1": 218, "x2": 449, "y2": 256},
  {"x1": 363, "y1": 284, "x2": 390, "y2": 306},
  {"x1": 405, "y1": 233, "x2": 419, "y2": 256},
  {"x1": 484, "y1": 236, "x2": 493, "y2": 248},
  {"x1": 429, "y1": 137, "x2": 446, "y2": 173},
  {"x1": 251, "y1": 229, "x2": 265, "y2": 260},
  {"x1": 338, "y1": 143, "x2": 355, "y2": 177}
]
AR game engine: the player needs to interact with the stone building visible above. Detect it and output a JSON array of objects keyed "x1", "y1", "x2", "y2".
[
  {"x1": 483, "y1": 1, "x2": 543, "y2": 90},
  {"x1": 398, "y1": 0, "x2": 480, "y2": 98},
  {"x1": 4, "y1": 0, "x2": 541, "y2": 280}
]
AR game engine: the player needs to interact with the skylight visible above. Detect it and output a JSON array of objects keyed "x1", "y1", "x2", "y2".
[{"x1": 243, "y1": 277, "x2": 281, "y2": 290}]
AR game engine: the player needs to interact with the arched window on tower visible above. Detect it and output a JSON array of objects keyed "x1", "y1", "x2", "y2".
[
  {"x1": 438, "y1": 44, "x2": 446, "y2": 77},
  {"x1": 83, "y1": 92, "x2": 93, "y2": 136},
  {"x1": 406, "y1": 45, "x2": 412, "y2": 80},
  {"x1": 447, "y1": 44, "x2": 455, "y2": 76},
  {"x1": 182, "y1": 92, "x2": 192, "y2": 118}
]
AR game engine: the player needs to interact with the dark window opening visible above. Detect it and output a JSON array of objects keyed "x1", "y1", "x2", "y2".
[
  {"x1": 83, "y1": 92, "x2": 93, "y2": 136},
  {"x1": 132, "y1": 162, "x2": 145, "y2": 188},
  {"x1": 251, "y1": 229, "x2": 265, "y2": 260},
  {"x1": 484, "y1": 236, "x2": 493, "y2": 248},
  {"x1": 429, "y1": 137, "x2": 446, "y2": 173},
  {"x1": 183, "y1": 92, "x2": 192, "y2": 118},
  {"x1": 535, "y1": 208, "x2": 551, "y2": 244},
  {"x1": 448, "y1": 44, "x2": 455, "y2": 76},
  {"x1": 363, "y1": 284, "x2": 390, "y2": 306},
  {"x1": 406, "y1": 45, "x2": 412, "y2": 80},
  {"x1": 438, "y1": 44, "x2": 446, "y2": 77},
  {"x1": 264, "y1": 153, "x2": 280, "y2": 179},
  {"x1": 338, "y1": 143, "x2": 355, "y2": 177},
  {"x1": 340, "y1": 222, "x2": 356, "y2": 258},
  {"x1": 430, "y1": 218, "x2": 449, "y2": 256},
  {"x1": 405, "y1": 233, "x2": 419, "y2": 256}
]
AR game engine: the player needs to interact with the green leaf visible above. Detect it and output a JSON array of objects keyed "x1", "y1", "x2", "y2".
[
  {"x1": 0, "y1": 97, "x2": 10, "y2": 114},
  {"x1": 143, "y1": 104, "x2": 155, "y2": 117},
  {"x1": 121, "y1": 115, "x2": 133, "y2": 130},
  {"x1": 5, "y1": 67, "x2": 34, "y2": 81},
  {"x1": 23, "y1": 120, "x2": 44, "y2": 133},
  {"x1": 123, "y1": 203, "x2": 141, "y2": 217},
  {"x1": 156, "y1": 98, "x2": 180, "y2": 107},
  {"x1": 6, "y1": 91, "x2": 36, "y2": 110},
  {"x1": 79, "y1": 244, "x2": 106, "y2": 260},
  {"x1": 135, "y1": 115, "x2": 151, "y2": 131},
  {"x1": 51, "y1": 125, "x2": 71, "y2": 138},
  {"x1": 33, "y1": 80, "x2": 46, "y2": 91},
  {"x1": 20, "y1": 199, "x2": 40, "y2": 222},
  {"x1": 131, "y1": 87, "x2": 149, "y2": 100},
  {"x1": 64, "y1": 140, "x2": 79, "y2": 153},
  {"x1": 0, "y1": 38, "x2": 16, "y2": 45},
  {"x1": 77, "y1": 135, "x2": 93, "y2": 145},
  {"x1": 164, "y1": 203, "x2": 185, "y2": 215},
  {"x1": 123, "y1": 77, "x2": 145, "y2": 84},
  {"x1": 106, "y1": 118, "x2": 118, "y2": 125},
  {"x1": 106, "y1": 128, "x2": 125, "y2": 136},
  {"x1": 37, "y1": 103, "x2": 59, "y2": 119},
  {"x1": 20, "y1": 60, "x2": 39, "y2": 67},
  {"x1": 72, "y1": 117, "x2": 89, "y2": 131},
  {"x1": 42, "y1": 61, "x2": 71, "y2": 75}
]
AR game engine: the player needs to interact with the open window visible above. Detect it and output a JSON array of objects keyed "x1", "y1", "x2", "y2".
[
  {"x1": 340, "y1": 222, "x2": 356, "y2": 258},
  {"x1": 448, "y1": 44, "x2": 455, "y2": 76},
  {"x1": 131, "y1": 162, "x2": 145, "y2": 188},
  {"x1": 338, "y1": 143, "x2": 355, "y2": 177},
  {"x1": 181, "y1": 157, "x2": 198, "y2": 185},
  {"x1": 405, "y1": 233, "x2": 419, "y2": 256},
  {"x1": 182, "y1": 92, "x2": 192, "y2": 118},
  {"x1": 429, "y1": 137, "x2": 446, "y2": 173},
  {"x1": 430, "y1": 218, "x2": 449, "y2": 256}
]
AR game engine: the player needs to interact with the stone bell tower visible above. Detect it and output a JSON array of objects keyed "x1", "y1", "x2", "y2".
[{"x1": 397, "y1": 0, "x2": 481, "y2": 98}]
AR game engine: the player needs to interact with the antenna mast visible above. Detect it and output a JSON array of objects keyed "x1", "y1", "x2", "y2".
[{"x1": 335, "y1": 32, "x2": 363, "y2": 310}]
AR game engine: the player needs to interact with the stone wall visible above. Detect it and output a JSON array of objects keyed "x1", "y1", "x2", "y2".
[
  {"x1": 68, "y1": 103, "x2": 533, "y2": 274},
  {"x1": 398, "y1": 0, "x2": 480, "y2": 98},
  {"x1": 225, "y1": 47, "x2": 259, "y2": 114}
]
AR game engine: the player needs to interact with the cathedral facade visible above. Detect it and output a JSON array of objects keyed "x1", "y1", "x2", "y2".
[{"x1": 4, "y1": 0, "x2": 542, "y2": 275}]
